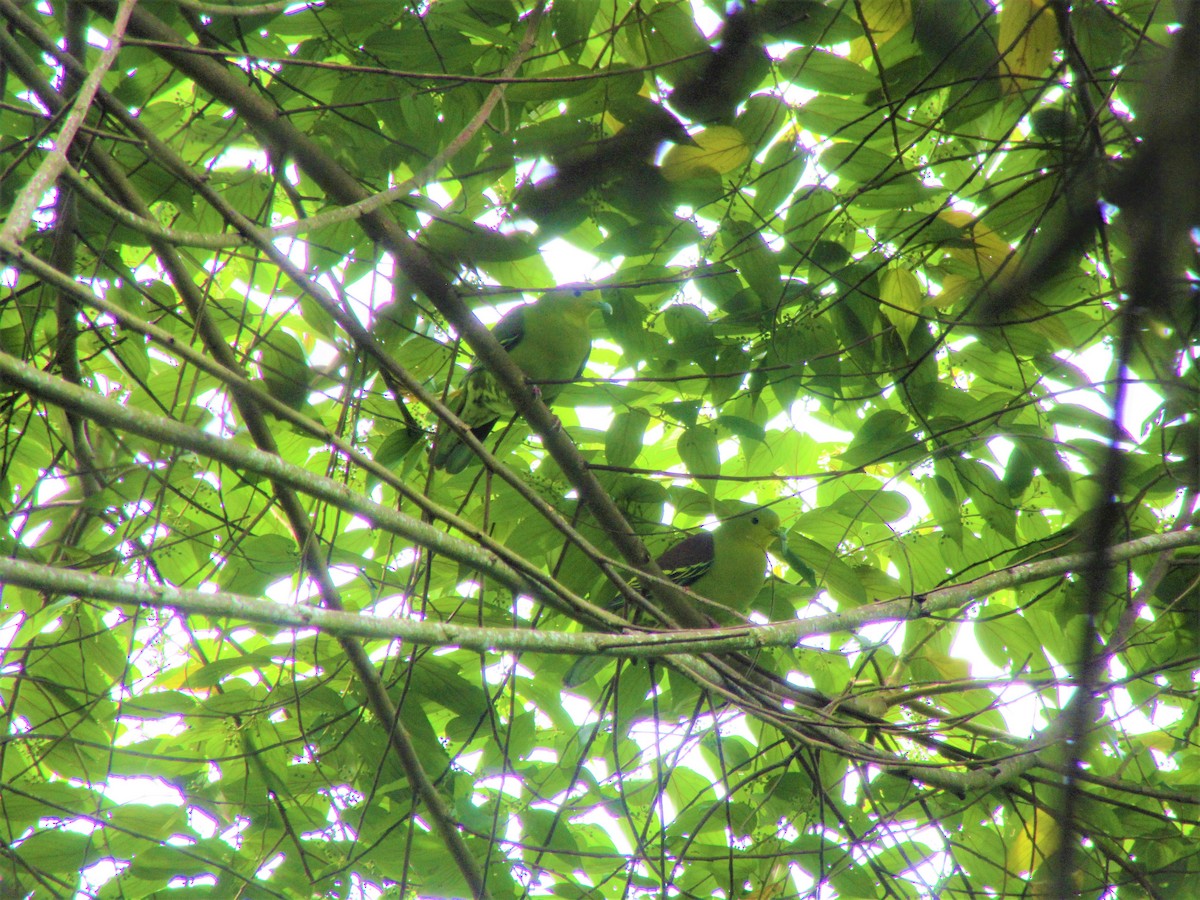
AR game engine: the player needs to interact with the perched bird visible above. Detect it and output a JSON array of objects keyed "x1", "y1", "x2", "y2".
[
  {"x1": 566, "y1": 506, "x2": 786, "y2": 686},
  {"x1": 629, "y1": 506, "x2": 787, "y2": 616},
  {"x1": 431, "y1": 285, "x2": 610, "y2": 473}
]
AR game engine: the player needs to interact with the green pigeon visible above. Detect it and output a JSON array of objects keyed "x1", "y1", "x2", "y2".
[
  {"x1": 432, "y1": 285, "x2": 610, "y2": 473},
  {"x1": 631, "y1": 506, "x2": 786, "y2": 615},
  {"x1": 565, "y1": 507, "x2": 786, "y2": 687}
]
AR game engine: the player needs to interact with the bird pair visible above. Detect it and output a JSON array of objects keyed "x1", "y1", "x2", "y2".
[{"x1": 429, "y1": 284, "x2": 786, "y2": 616}]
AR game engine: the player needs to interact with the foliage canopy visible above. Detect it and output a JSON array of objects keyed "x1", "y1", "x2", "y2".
[{"x1": 0, "y1": 0, "x2": 1197, "y2": 897}]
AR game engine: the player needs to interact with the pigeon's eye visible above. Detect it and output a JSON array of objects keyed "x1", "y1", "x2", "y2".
[{"x1": 751, "y1": 516, "x2": 760, "y2": 525}]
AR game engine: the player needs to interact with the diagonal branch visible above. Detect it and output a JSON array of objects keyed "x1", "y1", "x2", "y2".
[
  {"x1": 0, "y1": 347, "x2": 570, "y2": 607},
  {"x1": 0, "y1": 0, "x2": 137, "y2": 243},
  {"x1": 0, "y1": 0, "x2": 665, "y2": 631},
  {"x1": 73, "y1": 0, "x2": 704, "y2": 630}
]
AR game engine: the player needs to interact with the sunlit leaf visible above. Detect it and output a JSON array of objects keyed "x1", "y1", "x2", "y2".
[
  {"x1": 780, "y1": 47, "x2": 880, "y2": 96},
  {"x1": 606, "y1": 408, "x2": 651, "y2": 467},
  {"x1": 0, "y1": 1, "x2": 1189, "y2": 895},
  {"x1": 851, "y1": 0, "x2": 913, "y2": 58},
  {"x1": 677, "y1": 424, "x2": 720, "y2": 490},
  {"x1": 998, "y1": 0, "x2": 1059, "y2": 94},
  {"x1": 783, "y1": 533, "x2": 868, "y2": 606},
  {"x1": 937, "y1": 209, "x2": 1017, "y2": 276},
  {"x1": 878, "y1": 266, "x2": 924, "y2": 342},
  {"x1": 661, "y1": 126, "x2": 752, "y2": 181}
]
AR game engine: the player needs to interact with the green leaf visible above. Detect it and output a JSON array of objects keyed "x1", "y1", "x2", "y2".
[
  {"x1": 506, "y1": 64, "x2": 595, "y2": 102},
  {"x1": 0, "y1": 3, "x2": 1189, "y2": 893},
  {"x1": 953, "y1": 457, "x2": 1018, "y2": 543},
  {"x1": 186, "y1": 656, "x2": 279, "y2": 689},
  {"x1": 830, "y1": 489, "x2": 911, "y2": 524},
  {"x1": 735, "y1": 93, "x2": 791, "y2": 150},
  {"x1": 819, "y1": 141, "x2": 913, "y2": 185},
  {"x1": 216, "y1": 533, "x2": 301, "y2": 595},
  {"x1": 752, "y1": 139, "x2": 809, "y2": 218},
  {"x1": 927, "y1": 465, "x2": 964, "y2": 544},
  {"x1": 15, "y1": 829, "x2": 94, "y2": 875},
  {"x1": 606, "y1": 408, "x2": 651, "y2": 467},
  {"x1": 716, "y1": 414, "x2": 766, "y2": 444},
  {"x1": 780, "y1": 47, "x2": 880, "y2": 95},
  {"x1": 783, "y1": 185, "x2": 840, "y2": 254},
  {"x1": 374, "y1": 424, "x2": 426, "y2": 473},
  {"x1": 677, "y1": 424, "x2": 720, "y2": 491},
  {"x1": 551, "y1": 0, "x2": 601, "y2": 62},
  {"x1": 838, "y1": 410, "x2": 923, "y2": 469},
  {"x1": 783, "y1": 534, "x2": 868, "y2": 607},
  {"x1": 795, "y1": 95, "x2": 889, "y2": 141},
  {"x1": 722, "y1": 219, "x2": 780, "y2": 306},
  {"x1": 759, "y1": 0, "x2": 863, "y2": 44},
  {"x1": 259, "y1": 332, "x2": 311, "y2": 408}
]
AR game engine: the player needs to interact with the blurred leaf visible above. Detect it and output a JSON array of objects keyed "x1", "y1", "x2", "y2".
[
  {"x1": 677, "y1": 424, "x2": 721, "y2": 491},
  {"x1": 780, "y1": 47, "x2": 880, "y2": 95},
  {"x1": 606, "y1": 408, "x2": 651, "y2": 467},
  {"x1": 997, "y1": 0, "x2": 1058, "y2": 95},
  {"x1": 878, "y1": 266, "x2": 924, "y2": 343},
  {"x1": 1, "y1": 2, "x2": 1190, "y2": 894},
  {"x1": 661, "y1": 126, "x2": 751, "y2": 181},
  {"x1": 753, "y1": 139, "x2": 809, "y2": 218}
]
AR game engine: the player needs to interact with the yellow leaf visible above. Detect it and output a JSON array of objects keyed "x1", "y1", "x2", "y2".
[
  {"x1": 1015, "y1": 297, "x2": 1073, "y2": 346},
  {"x1": 661, "y1": 126, "x2": 750, "y2": 182},
  {"x1": 926, "y1": 273, "x2": 974, "y2": 309},
  {"x1": 937, "y1": 210, "x2": 1016, "y2": 277},
  {"x1": 1134, "y1": 731, "x2": 1175, "y2": 753},
  {"x1": 850, "y1": 0, "x2": 911, "y2": 61},
  {"x1": 924, "y1": 652, "x2": 969, "y2": 680},
  {"x1": 999, "y1": 0, "x2": 1058, "y2": 95},
  {"x1": 744, "y1": 859, "x2": 790, "y2": 900},
  {"x1": 879, "y1": 266, "x2": 925, "y2": 342},
  {"x1": 1007, "y1": 813, "x2": 1060, "y2": 876}
]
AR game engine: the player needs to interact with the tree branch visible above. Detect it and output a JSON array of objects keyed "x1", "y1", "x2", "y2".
[
  {"x1": 3, "y1": 530, "x2": 1192, "y2": 657},
  {"x1": 74, "y1": 0, "x2": 705, "y2": 630}
]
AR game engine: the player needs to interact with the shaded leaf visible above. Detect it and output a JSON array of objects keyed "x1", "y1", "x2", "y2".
[{"x1": 661, "y1": 126, "x2": 752, "y2": 181}]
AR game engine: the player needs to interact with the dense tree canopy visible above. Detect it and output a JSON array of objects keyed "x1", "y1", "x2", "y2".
[{"x1": 0, "y1": 0, "x2": 1197, "y2": 897}]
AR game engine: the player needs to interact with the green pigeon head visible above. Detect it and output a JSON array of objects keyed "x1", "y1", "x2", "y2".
[
  {"x1": 533, "y1": 284, "x2": 611, "y2": 325},
  {"x1": 719, "y1": 505, "x2": 787, "y2": 553}
]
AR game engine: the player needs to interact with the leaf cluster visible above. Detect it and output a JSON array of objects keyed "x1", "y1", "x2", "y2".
[{"x1": 0, "y1": 0, "x2": 1196, "y2": 897}]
